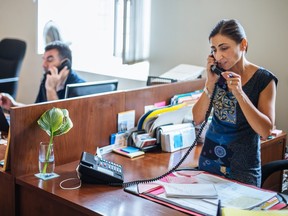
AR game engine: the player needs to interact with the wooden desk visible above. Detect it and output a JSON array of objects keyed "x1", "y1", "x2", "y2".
[
  {"x1": 0, "y1": 144, "x2": 15, "y2": 216},
  {"x1": 16, "y1": 146, "x2": 202, "y2": 216},
  {"x1": 261, "y1": 132, "x2": 287, "y2": 192},
  {"x1": 0, "y1": 79, "x2": 286, "y2": 215},
  {"x1": 1, "y1": 79, "x2": 206, "y2": 216},
  {"x1": 15, "y1": 132, "x2": 287, "y2": 216}
]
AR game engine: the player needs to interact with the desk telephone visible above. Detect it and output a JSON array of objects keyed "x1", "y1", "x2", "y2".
[
  {"x1": 78, "y1": 152, "x2": 124, "y2": 185},
  {"x1": 77, "y1": 60, "x2": 227, "y2": 187}
]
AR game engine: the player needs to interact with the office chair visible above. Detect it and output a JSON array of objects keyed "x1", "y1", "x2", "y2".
[
  {"x1": 261, "y1": 159, "x2": 288, "y2": 193},
  {"x1": 0, "y1": 38, "x2": 27, "y2": 98},
  {"x1": 146, "y1": 76, "x2": 177, "y2": 86}
]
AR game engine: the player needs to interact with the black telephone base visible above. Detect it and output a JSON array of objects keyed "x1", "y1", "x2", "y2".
[{"x1": 78, "y1": 152, "x2": 124, "y2": 185}]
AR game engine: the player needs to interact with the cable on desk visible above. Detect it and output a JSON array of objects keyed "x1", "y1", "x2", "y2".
[
  {"x1": 122, "y1": 83, "x2": 218, "y2": 188},
  {"x1": 59, "y1": 165, "x2": 82, "y2": 190}
]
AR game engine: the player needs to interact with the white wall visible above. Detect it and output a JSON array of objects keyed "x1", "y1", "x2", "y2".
[
  {"x1": 149, "y1": 0, "x2": 288, "y2": 136},
  {"x1": 0, "y1": 0, "x2": 287, "y2": 135}
]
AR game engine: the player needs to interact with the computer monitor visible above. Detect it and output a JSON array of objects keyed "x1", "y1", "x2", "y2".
[{"x1": 64, "y1": 79, "x2": 118, "y2": 99}]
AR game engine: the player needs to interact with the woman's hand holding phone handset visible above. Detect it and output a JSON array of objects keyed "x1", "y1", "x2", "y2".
[{"x1": 205, "y1": 54, "x2": 220, "y2": 93}]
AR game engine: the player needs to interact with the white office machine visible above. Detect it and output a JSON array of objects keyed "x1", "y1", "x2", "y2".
[{"x1": 160, "y1": 64, "x2": 205, "y2": 81}]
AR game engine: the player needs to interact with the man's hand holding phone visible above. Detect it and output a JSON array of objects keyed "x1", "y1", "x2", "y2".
[
  {"x1": 45, "y1": 65, "x2": 69, "y2": 91},
  {"x1": 45, "y1": 59, "x2": 71, "y2": 101}
]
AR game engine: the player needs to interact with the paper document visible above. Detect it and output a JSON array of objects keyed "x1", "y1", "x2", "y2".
[
  {"x1": 118, "y1": 110, "x2": 135, "y2": 132},
  {"x1": 161, "y1": 182, "x2": 218, "y2": 199},
  {"x1": 148, "y1": 106, "x2": 191, "y2": 135},
  {"x1": 187, "y1": 172, "x2": 277, "y2": 210},
  {"x1": 136, "y1": 171, "x2": 277, "y2": 216}
]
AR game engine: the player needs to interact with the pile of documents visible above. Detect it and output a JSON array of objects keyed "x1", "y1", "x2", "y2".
[
  {"x1": 137, "y1": 103, "x2": 190, "y2": 136},
  {"x1": 170, "y1": 90, "x2": 203, "y2": 106},
  {"x1": 126, "y1": 171, "x2": 280, "y2": 216}
]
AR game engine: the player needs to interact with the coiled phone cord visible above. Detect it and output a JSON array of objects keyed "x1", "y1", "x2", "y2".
[{"x1": 121, "y1": 83, "x2": 218, "y2": 188}]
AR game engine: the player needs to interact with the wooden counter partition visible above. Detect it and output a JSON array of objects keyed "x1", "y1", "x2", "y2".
[
  {"x1": 0, "y1": 78, "x2": 286, "y2": 216},
  {"x1": 9, "y1": 91, "x2": 126, "y2": 177}
]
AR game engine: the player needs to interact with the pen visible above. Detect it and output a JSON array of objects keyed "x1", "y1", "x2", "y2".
[{"x1": 216, "y1": 199, "x2": 222, "y2": 216}]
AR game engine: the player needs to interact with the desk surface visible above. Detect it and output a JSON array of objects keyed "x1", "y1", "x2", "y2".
[
  {"x1": 14, "y1": 132, "x2": 288, "y2": 216},
  {"x1": 16, "y1": 145, "x2": 202, "y2": 216}
]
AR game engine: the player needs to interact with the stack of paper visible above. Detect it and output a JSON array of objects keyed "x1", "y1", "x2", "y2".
[
  {"x1": 170, "y1": 90, "x2": 203, "y2": 105},
  {"x1": 137, "y1": 103, "x2": 190, "y2": 135},
  {"x1": 161, "y1": 182, "x2": 218, "y2": 199}
]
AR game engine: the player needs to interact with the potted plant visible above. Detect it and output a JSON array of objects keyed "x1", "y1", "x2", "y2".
[{"x1": 37, "y1": 107, "x2": 73, "y2": 176}]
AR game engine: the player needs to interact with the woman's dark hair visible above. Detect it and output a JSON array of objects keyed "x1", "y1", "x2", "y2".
[
  {"x1": 209, "y1": 19, "x2": 248, "y2": 52},
  {"x1": 45, "y1": 40, "x2": 72, "y2": 63}
]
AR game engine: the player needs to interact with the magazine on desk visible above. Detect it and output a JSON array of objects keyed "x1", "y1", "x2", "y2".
[{"x1": 124, "y1": 171, "x2": 278, "y2": 216}]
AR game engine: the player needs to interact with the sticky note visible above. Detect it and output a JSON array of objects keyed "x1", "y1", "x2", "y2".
[{"x1": 174, "y1": 134, "x2": 183, "y2": 148}]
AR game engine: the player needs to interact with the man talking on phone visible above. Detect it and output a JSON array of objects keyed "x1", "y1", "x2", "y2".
[
  {"x1": 35, "y1": 40, "x2": 85, "y2": 102},
  {"x1": 0, "y1": 40, "x2": 85, "y2": 110}
]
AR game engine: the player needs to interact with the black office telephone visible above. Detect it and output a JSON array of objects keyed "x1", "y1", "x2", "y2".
[
  {"x1": 45, "y1": 59, "x2": 71, "y2": 76},
  {"x1": 210, "y1": 53, "x2": 231, "y2": 90},
  {"x1": 121, "y1": 59, "x2": 223, "y2": 188},
  {"x1": 78, "y1": 152, "x2": 124, "y2": 185},
  {"x1": 77, "y1": 59, "x2": 224, "y2": 188},
  {"x1": 211, "y1": 63, "x2": 231, "y2": 91},
  {"x1": 211, "y1": 64, "x2": 224, "y2": 76},
  {"x1": 57, "y1": 59, "x2": 71, "y2": 73}
]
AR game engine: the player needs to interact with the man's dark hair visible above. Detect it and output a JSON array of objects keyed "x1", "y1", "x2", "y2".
[{"x1": 45, "y1": 40, "x2": 72, "y2": 63}]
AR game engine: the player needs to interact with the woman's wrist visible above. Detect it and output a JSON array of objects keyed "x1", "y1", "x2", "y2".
[{"x1": 203, "y1": 86, "x2": 212, "y2": 98}]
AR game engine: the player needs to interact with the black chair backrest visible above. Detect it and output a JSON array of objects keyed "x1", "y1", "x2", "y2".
[
  {"x1": 0, "y1": 38, "x2": 27, "y2": 98},
  {"x1": 261, "y1": 159, "x2": 288, "y2": 188}
]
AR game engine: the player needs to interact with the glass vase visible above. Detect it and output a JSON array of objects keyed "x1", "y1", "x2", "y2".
[{"x1": 39, "y1": 141, "x2": 55, "y2": 177}]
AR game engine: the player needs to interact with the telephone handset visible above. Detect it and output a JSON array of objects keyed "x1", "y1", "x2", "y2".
[
  {"x1": 78, "y1": 151, "x2": 124, "y2": 185},
  {"x1": 45, "y1": 59, "x2": 71, "y2": 76},
  {"x1": 57, "y1": 59, "x2": 71, "y2": 73},
  {"x1": 211, "y1": 64, "x2": 224, "y2": 76},
  {"x1": 210, "y1": 59, "x2": 230, "y2": 90}
]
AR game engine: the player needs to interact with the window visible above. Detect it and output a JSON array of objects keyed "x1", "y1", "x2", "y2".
[{"x1": 37, "y1": 0, "x2": 150, "y2": 81}]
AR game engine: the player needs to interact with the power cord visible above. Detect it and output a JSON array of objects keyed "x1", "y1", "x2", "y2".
[
  {"x1": 59, "y1": 165, "x2": 82, "y2": 190},
  {"x1": 122, "y1": 82, "x2": 218, "y2": 188}
]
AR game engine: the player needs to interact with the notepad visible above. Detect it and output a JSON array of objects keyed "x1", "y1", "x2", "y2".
[
  {"x1": 162, "y1": 183, "x2": 218, "y2": 199},
  {"x1": 121, "y1": 146, "x2": 140, "y2": 153},
  {"x1": 113, "y1": 147, "x2": 145, "y2": 158}
]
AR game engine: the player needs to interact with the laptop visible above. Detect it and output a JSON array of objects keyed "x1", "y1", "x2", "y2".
[{"x1": 0, "y1": 107, "x2": 9, "y2": 133}]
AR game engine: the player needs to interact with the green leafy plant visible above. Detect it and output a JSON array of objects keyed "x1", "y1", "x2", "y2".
[{"x1": 37, "y1": 107, "x2": 73, "y2": 174}]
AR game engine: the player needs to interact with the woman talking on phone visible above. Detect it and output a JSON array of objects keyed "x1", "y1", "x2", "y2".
[{"x1": 192, "y1": 19, "x2": 278, "y2": 187}]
